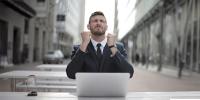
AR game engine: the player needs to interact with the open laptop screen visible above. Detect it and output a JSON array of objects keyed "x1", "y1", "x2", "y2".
[{"x1": 76, "y1": 73, "x2": 129, "y2": 97}]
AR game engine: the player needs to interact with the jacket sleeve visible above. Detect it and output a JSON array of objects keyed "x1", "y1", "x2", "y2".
[
  {"x1": 66, "y1": 45, "x2": 86, "y2": 79},
  {"x1": 112, "y1": 43, "x2": 134, "y2": 78}
]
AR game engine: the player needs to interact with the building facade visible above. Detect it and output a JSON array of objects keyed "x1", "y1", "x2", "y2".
[
  {"x1": 0, "y1": 0, "x2": 36, "y2": 66},
  {"x1": 115, "y1": 0, "x2": 138, "y2": 62},
  {"x1": 55, "y1": 0, "x2": 85, "y2": 57},
  {"x1": 25, "y1": 0, "x2": 56, "y2": 62},
  {"x1": 119, "y1": 0, "x2": 200, "y2": 76},
  {"x1": 0, "y1": 0, "x2": 55, "y2": 66}
]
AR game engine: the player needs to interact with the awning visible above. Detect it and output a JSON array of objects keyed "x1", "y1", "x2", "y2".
[{"x1": 1, "y1": 0, "x2": 36, "y2": 18}]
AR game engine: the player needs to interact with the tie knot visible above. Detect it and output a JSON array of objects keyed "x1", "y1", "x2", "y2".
[{"x1": 96, "y1": 43, "x2": 101, "y2": 48}]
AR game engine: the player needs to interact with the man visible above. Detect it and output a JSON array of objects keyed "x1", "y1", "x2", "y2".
[{"x1": 66, "y1": 11, "x2": 134, "y2": 79}]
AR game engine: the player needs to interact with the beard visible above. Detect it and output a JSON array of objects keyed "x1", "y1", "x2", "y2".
[
  {"x1": 91, "y1": 26, "x2": 106, "y2": 36},
  {"x1": 92, "y1": 31, "x2": 105, "y2": 36}
]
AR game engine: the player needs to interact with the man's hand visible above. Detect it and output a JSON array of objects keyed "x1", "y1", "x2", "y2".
[
  {"x1": 107, "y1": 33, "x2": 116, "y2": 46},
  {"x1": 107, "y1": 33, "x2": 117, "y2": 57},
  {"x1": 80, "y1": 31, "x2": 91, "y2": 52}
]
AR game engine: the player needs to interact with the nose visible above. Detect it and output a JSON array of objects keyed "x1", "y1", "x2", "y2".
[{"x1": 96, "y1": 20, "x2": 101, "y2": 24}]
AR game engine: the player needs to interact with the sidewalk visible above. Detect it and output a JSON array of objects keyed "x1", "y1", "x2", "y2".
[
  {"x1": 128, "y1": 63, "x2": 200, "y2": 91},
  {"x1": 137, "y1": 63, "x2": 200, "y2": 79},
  {"x1": 0, "y1": 62, "x2": 42, "y2": 74}
]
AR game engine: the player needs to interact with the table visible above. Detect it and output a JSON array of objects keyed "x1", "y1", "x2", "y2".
[
  {"x1": 0, "y1": 91, "x2": 200, "y2": 100},
  {"x1": 0, "y1": 70, "x2": 75, "y2": 91},
  {"x1": 0, "y1": 70, "x2": 68, "y2": 79},
  {"x1": 36, "y1": 64, "x2": 67, "y2": 71}
]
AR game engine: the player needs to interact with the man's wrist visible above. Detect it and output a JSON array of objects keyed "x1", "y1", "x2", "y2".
[
  {"x1": 108, "y1": 45, "x2": 116, "y2": 49},
  {"x1": 80, "y1": 42, "x2": 89, "y2": 52},
  {"x1": 110, "y1": 46, "x2": 117, "y2": 57}
]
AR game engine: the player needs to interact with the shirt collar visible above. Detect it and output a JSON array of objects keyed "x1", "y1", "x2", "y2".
[{"x1": 91, "y1": 38, "x2": 107, "y2": 51}]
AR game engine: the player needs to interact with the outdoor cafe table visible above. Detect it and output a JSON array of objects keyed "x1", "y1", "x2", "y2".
[
  {"x1": 0, "y1": 91, "x2": 200, "y2": 100},
  {"x1": 36, "y1": 64, "x2": 67, "y2": 71},
  {"x1": 0, "y1": 70, "x2": 74, "y2": 91}
]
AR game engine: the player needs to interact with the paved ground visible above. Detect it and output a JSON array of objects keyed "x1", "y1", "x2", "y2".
[
  {"x1": 1, "y1": 61, "x2": 200, "y2": 92},
  {"x1": 128, "y1": 64, "x2": 200, "y2": 91}
]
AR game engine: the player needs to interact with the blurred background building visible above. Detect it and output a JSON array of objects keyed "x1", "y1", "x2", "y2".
[
  {"x1": 0, "y1": 0, "x2": 85, "y2": 66},
  {"x1": 55, "y1": 0, "x2": 85, "y2": 58},
  {"x1": 0, "y1": 0, "x2": 37, "y2": 65},
  {"x1": 115, "y1": 0, "x2": 200, "y2": 76}
]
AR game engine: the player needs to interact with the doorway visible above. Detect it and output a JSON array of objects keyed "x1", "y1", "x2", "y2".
[
  {"x1": 0, "y1": 19, "x2": 8, "y2": 56},
  {"x1": 13, "y1": 27, "x2": 21, "y2": 64}
]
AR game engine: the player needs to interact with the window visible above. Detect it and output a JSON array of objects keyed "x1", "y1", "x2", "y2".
[
  {"x1": 0, "y1": 19, "x2": 8, "y2": 55},
  {"x1": 57, "y1": 14, "x2": 65, "y2": 21},
  {"x1": 37, "y1": 0, "x2": 45, "y2": 3},
  {"x1": 24, "y1": 19, "x2": 29, "y2": 34},
  {"x1": 37, "y1": 0, "x2": 45, "y2": 6}
]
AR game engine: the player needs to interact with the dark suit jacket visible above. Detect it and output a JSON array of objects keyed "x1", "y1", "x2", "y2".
[{"x1": 66, "y1": 41, "x2": 134, "y2": 79}]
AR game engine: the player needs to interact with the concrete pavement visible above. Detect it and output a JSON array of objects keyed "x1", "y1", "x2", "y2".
[
  {"x1": 0, "y1": 62, "x2": 42, "y2": 73},
  {"x1": 128, "y1": 63, "x2": 200, "y2": 91}
]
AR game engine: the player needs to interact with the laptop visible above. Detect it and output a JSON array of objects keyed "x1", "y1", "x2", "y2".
[{"x1": 76, "y1": 73, "x2": 129, "y2": 97}]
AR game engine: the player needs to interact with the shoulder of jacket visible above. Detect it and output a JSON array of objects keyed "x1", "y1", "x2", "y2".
[
  {"x1": 116, "y1": 42, "x2": 124, "y2": 48},
  {"x1": 115, "y1": 42, "x2": 125, "y2": 53},
  {"x1": 73, "y1": 45, "x2": 80, "y2": 49}
]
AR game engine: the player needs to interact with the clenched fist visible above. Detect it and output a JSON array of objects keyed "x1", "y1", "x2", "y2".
[
  {"x1": 107, "y1": 33, "x2": 117, "y2": 57},
  {"x1": 107, "y1": 33, "x2": 116, "y2": 46},
  {"x1": 80, "y1": 31, "x2": 91, "y2": 52}
]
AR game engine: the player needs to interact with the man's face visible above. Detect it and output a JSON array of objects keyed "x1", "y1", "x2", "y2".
[{"x1": 87, "y1": 15, "x2": 107, "y2": 36}]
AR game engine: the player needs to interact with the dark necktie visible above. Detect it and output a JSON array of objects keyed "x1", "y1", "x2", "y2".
[{"x1": 96, "y1": 43, "x2": 102, "y2": 60}]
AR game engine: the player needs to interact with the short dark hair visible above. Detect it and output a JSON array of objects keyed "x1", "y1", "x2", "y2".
[{"x1": 89, "y1": 11, "x2": 106, "y2": 23}]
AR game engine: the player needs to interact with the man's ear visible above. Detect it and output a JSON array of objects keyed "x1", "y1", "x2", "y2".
[{"x1": 87, "y1": 24, "x2": 90, "y2": 30}]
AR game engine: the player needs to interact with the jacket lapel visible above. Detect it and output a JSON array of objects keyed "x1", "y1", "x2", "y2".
[
  {"x1": 99, "y1": 44, "x2": 112, "y2": 71},
  {"x1": 87, "y1": 41, "x2": 99, "y2": 70}
]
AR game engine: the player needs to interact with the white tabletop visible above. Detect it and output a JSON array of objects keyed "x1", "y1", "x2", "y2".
[
  {"x1": 0, "y1": 91, "x2": 200, "y2": 100},
  {"x1": 0, "y1": 70, "x2": 69, "y2": 80},
  {"x1": 36, "y1": 64, "x2": 67, "y2": 71},
  {"x1": 0, "y1": 70, "x2": 75, "y2": 92}
]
